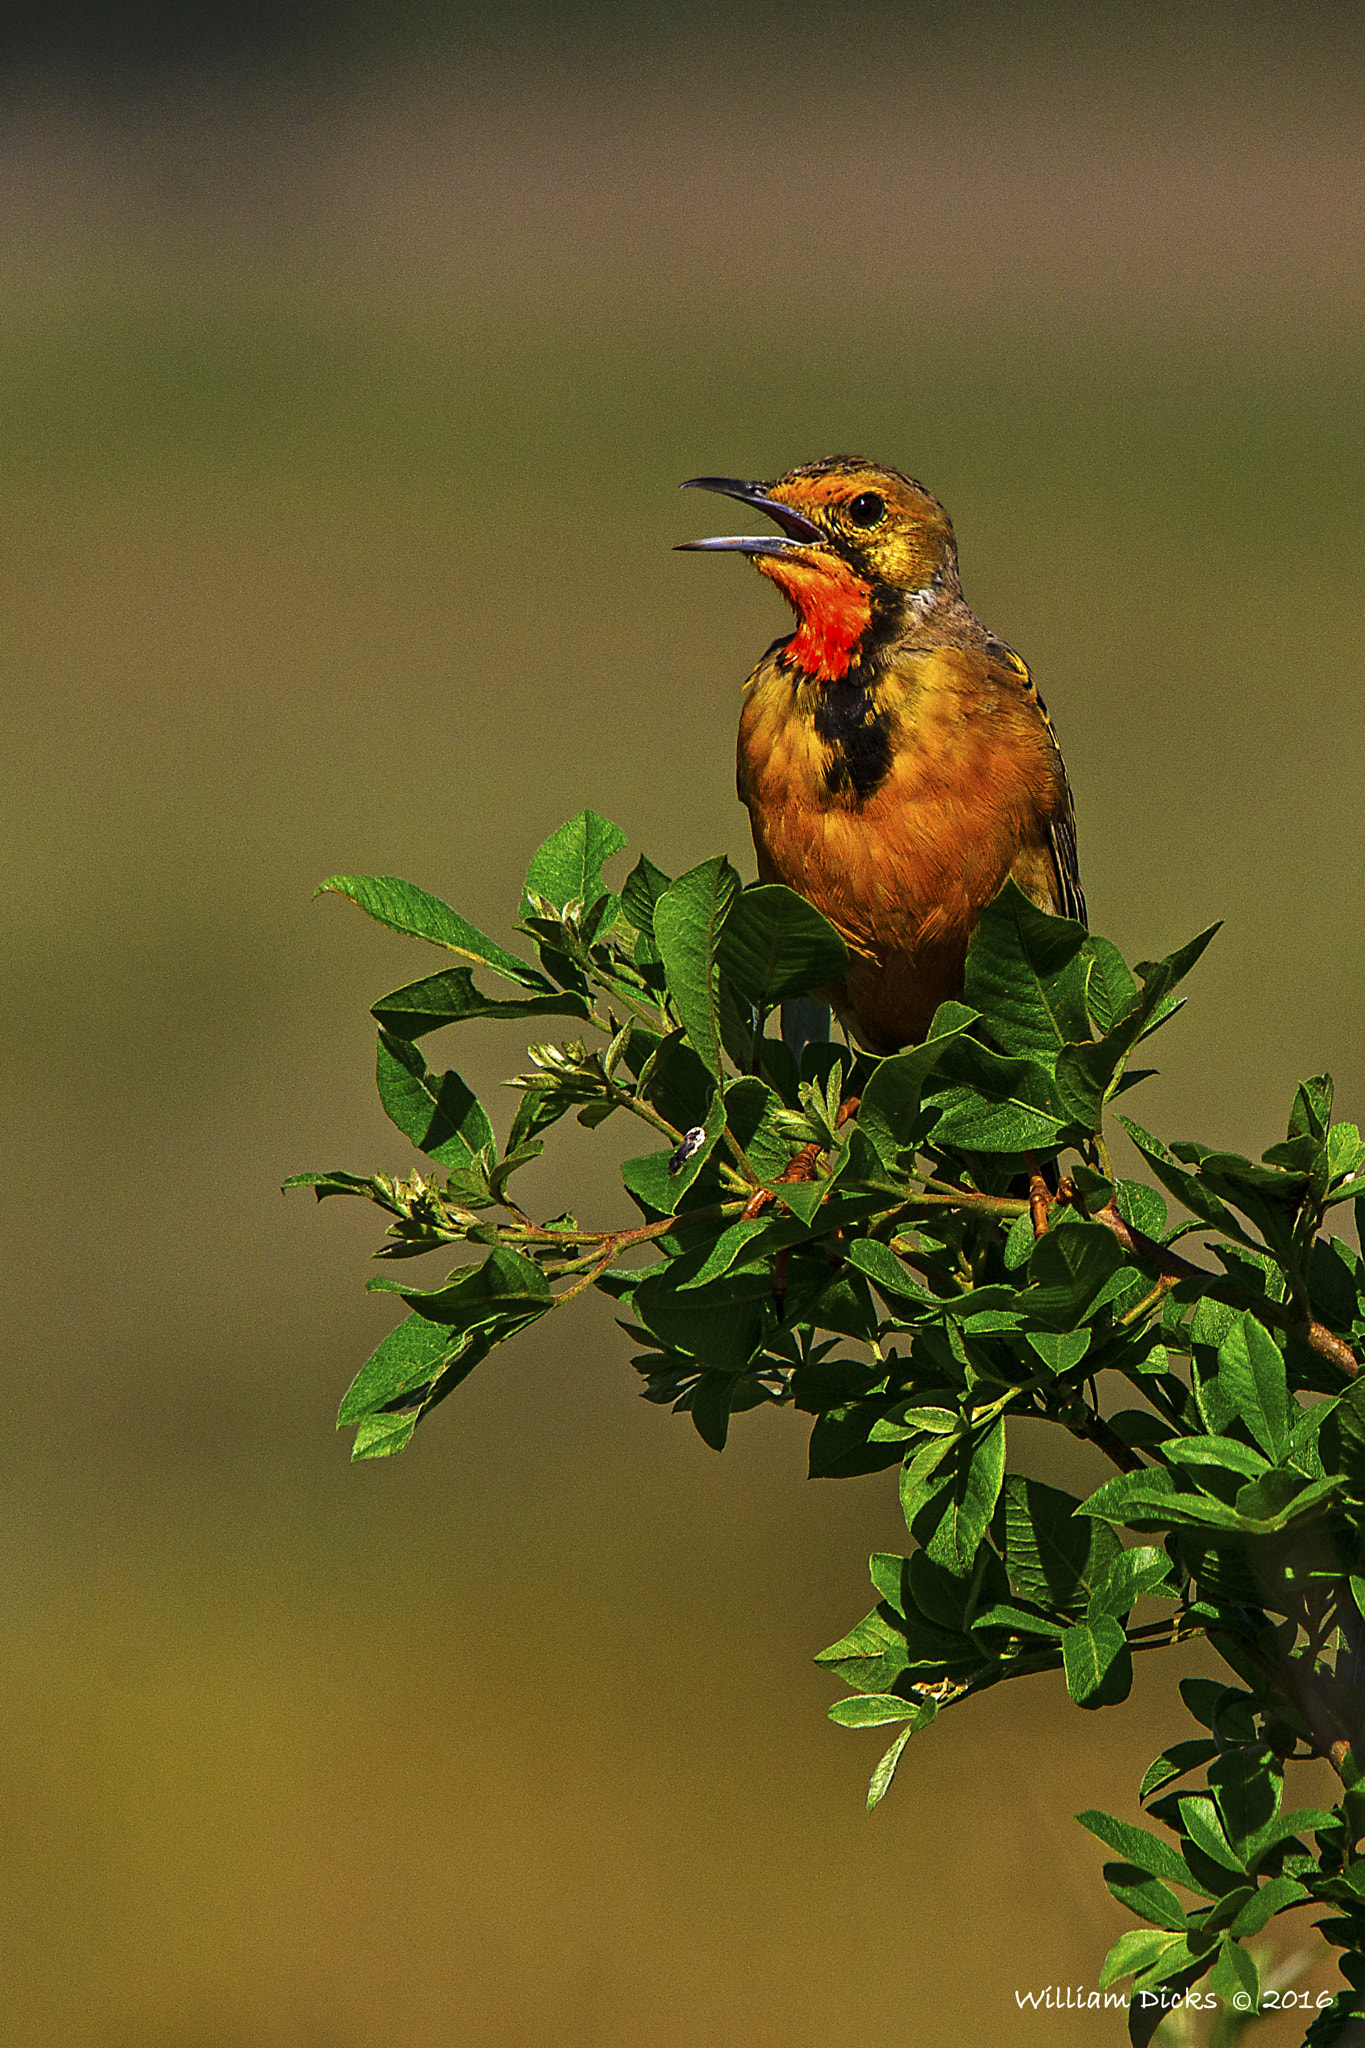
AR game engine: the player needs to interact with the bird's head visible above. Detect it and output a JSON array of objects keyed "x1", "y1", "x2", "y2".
[{"x1": 676, "y1": 456, "x2": 958, "y2": 683}]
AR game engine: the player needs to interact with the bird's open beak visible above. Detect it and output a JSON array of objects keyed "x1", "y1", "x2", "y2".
[{"x1": 674, "y1": 476, "x2": 822, "y2": 554}]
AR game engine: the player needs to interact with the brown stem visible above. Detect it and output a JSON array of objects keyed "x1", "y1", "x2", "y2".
[
  {"x1": 1023, "y1": 1152, "x2": 1053, "y2": 1238},
  {"x1": 1093, "y1": 1203, "x2": 1359, "y2": 1381},
  {"x1": 1232, "y1": 1635, "x2": 1356, "y2": 1779},
  {"x1": 1069, "y1": 1411, "x2": 1145, "y2": 1474}
]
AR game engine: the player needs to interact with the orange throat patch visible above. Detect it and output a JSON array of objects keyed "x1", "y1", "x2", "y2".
[{"x1": 755, "y1": 550, "x2": 873, "y2": 682}]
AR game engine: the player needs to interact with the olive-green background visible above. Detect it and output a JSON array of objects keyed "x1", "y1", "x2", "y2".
[{"x1": 5, "y1": 9, "x2": 1363, "y2": 2042}]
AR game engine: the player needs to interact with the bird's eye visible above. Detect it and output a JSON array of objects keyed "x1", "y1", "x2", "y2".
[{"x1": 847, "y1": 492, "x2": 886, "y2": 528}]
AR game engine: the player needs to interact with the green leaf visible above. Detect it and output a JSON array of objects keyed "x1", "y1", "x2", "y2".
[
  {"x1": 1229, "y1": 1874, "x2": 1310, "y2": 1936},
  {"x1": 1025, "y1": 1218, "x2": 1127, "y2": 1329},
  {"x1": 971, "y1": 1601, "x2": 1065, "y2": 1639},
  {"x1": 337, "y1": 1310, "x2": 453, "y2": 1424},
  {"x1": 350, "y1": 1411, "x2": 419, "y2": 1460},
  {"x1": 855, "y1": 1005, "x2": 979, "y2": 1166},
  {"x1": 1118, "y1": 1116, "x2": 1245, "y2": 1235},
  {"x1": 1099, "y1": 1927, "x2": 1186, "y2": 1991},
  {"x1": 319, "y1": 874, "x2": 549, "y2": 988},
  {"x1": 844, "y1": 1238, "x2": 935, "y2": 1310},
  {"x1": 285, "y1": 1168, "x2": 402, "y2": 1205},
  {"x1": 923, "y1": 1039, "x2": 1073, "y2": 1152},
  {"x1": 1003, "y1": 1475, "x2": 1120, "y2": 1611},
  {"x1": 815, "y1": 1608, "x2": 911, "y2": 1693},
  {"x1": 1195, "y1": 1312, "x2": 1290, "y2": 1460},
  {"x1": 521, "y1": 809, "x2": 627, "y2": 916},
  {"x1": 1087, "y1": 1545, "x2": 1175, "y2": 1620},
  {"x1": 1163, "y1": 1436, "x2": 1270, "y2": 1484},
  {"x1": 1116, "y1": 1179, "x2": 1167, "y2": 1239},
  {"x1": 1290, "y1": 1073, "x2": 1334, "y2": 1140},
  {"x1": 621, "y1": 854, "x2": 673, "y2": 938},
  {"x1": 1062, "y1": 1616, "x2": 1132, "y2": 1707},
  {"x1": 723, "y1": 1075, "x2": 799, "y2": 1183},
  {"x1": 716, "y1": 884, "x2": 848, "y2": 1012},
  {"x1": 371, "y1": 966, "x2": 589, "y2": 1037},
  {"x1": 1077, "y1": 1809, "x2": 1209, "y2": 1894},
  {"x1": 1208, "y1": 1938, "x2": 1259, "y2": 2006},
  {"x1": 1103, "y1": 1862, "x2": 1189, "y2": 1932},
  {"x1": 689, "y1": 1367, "x2": 745, "y2": 1450},
  {"x1": 633, "y1": 1258, "x2": 771, "y2": 1373},
  {"x1": 1024, "y1": 1328, "x2": 1092, "y2": 1374},
  {"x1": 387, "y1": 1244, "x2": 552, "y2": 1324},
  {"x1": 1131, "y1": 1933, "x2": 1212, "y2": 1995},
  {"x1": 1084, "y1": 935, "x2": 1137, "y2": 1031},
  {"x1": 375, "y1": 1032, "x2": 495, "y2": 1169},
  {"x1": 1208, "y1": 1749, "x2": 1282, "y2": 1862},
  {"x1": 1140, "y1": 1739, "x2": 1219, "y2": 1801},
  {"x1": 866, "y1": 1720, "x2": 926, "y2": 1811},
  {"x1": 653, "y1": 857, "x2": 742, "y2": 1078},
  {"x1": 961, "y1": 878, "x2": 1091, "y2": 1064},
  {"x1": 679, "y1": 1213, "x2": 810, "y2": 1290},
  {"x1": 1057, "y1": 923, "x2": 1221, "y2": 1125},
  {"x1": 914, "y1": 1419, "x2": 1006, "y2": 1573},
  {"x1": 1178, "y1": 1795, "x2": 1247, "y2": 1875},
  {"x1": 827, "y1": 1693, "x2": 926, "y2": 1727}
]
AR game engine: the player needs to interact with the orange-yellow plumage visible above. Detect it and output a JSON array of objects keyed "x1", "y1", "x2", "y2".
[{"x1": 679, "y1": 457, "x2": 1084, "y2": 1053}]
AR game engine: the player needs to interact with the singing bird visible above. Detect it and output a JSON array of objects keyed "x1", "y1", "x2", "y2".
[{"x1": 677, "y1": 457, "x2": 1085, "y2": 1054}]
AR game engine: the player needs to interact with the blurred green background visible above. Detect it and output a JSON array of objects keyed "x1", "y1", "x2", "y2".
[{"x1": 4, "y1": 5, "x2": 1364, "y2": 2041}]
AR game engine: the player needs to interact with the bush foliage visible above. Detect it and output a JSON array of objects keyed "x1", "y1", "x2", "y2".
[{"x1": 292, "y1": 809, "x2": 1365, "y2": 2044}]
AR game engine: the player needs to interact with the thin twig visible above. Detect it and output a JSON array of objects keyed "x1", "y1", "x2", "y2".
[{"x1": 1093, "y1": 1204, "x2": 1359, "y2": 1381}]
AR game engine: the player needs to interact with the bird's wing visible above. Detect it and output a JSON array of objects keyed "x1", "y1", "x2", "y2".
[
  {"x1": 986, "y1": 640, "x2": 1087, "y2": 929},
  {"x1": 1046, "y1": 799, "x2": 1087, "y2": 928}
]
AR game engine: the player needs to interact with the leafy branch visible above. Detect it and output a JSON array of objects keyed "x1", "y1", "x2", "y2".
[{"x1": 292, "y1": 809, "x2": 1365, "y2": 2045}]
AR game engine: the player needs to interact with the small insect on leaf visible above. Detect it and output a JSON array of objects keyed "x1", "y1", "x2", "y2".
[{"x1": 669, "y1": 1125, "x2": 708, "y2": 1175}]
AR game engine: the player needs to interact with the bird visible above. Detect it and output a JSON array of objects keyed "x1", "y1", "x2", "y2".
[{"x1": 676, "y1": 456, "x2": 1085, "y2": 1055}]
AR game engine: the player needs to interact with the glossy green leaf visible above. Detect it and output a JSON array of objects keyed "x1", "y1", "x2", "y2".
[
  {"x1": 1229, "y1": 1874, "x2": 1310, "y2": 1936},
  {"x1": 1102, "y1": 1862, "x2": 1189, "y2": 1932},
  {"x1": 620, "y1": 854, "x2": 673, "y2": 938},
  {"x1": 923, "y1": 1037, "x2": 1072, "y2": 1152},
  {"x1": 319, "y1": 873, "x2": 549, "y2": 988},
  {"x1": 1062, "y1": 1616, "x2": 1132, "y2": 1707},
  {"x1": 521, "y1": 809, "x2": 627, "y2": 916},
  {"x1": 1025, "y1": 1218, "x2": 1127, "y2": 1329},
  {"x1": 1099, "y1": 1927, "x2": 1186, "y2": 1991},
  {"x1": 961, "y1": 879, "x2": 1091, "y2": 1064},
  {"x1": 716, "y1": 883, "x2": 848, "y2": 1012},
  {"x1": 915, "y1": 1419, "x2": 1005, "y2": 1573},
  {"x1": 336, "y1": 1310, "x2": 452, "y2": 1425},
  {"x1": 1208, "y1": 1938, "x2": 1258, "y2": 2006},
  {"x1": 1204, "y1": 1312, "x2": 1290, "y2": 1461},
  {"x1": 371, "y1": 966, "x2": 589, "y2": 1037},
  {"x1": 1003, "y1": 1475, "x2": 1120, "y2": 1611},
  {"x1": 653, "y1": 857, "x2": 741, "y2": 1078},
  {"x1": 1087, "y1": 1545, "x2": 1175, "y2": 1620},
  {"x1": 1077, "y1": 1809, "x2": 1208, "y2": 1894},
  {"x1": 375, "y1": 1032, "x2": 495, "y2": 1169},
  {"x1": 855, "y1": 1004, "x2": 979, "y2": 1166},
  {"x1": 1139, "y1": 1739, "x2": 1219, "y2": 1801},
  {"x1": 1178, "y1": 1795, "x2": 1246, "y2": 1874}
]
